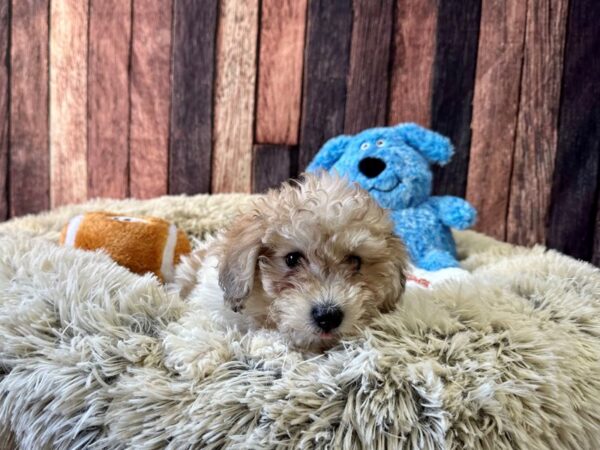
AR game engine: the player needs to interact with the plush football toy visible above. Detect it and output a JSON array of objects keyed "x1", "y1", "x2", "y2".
[
  {"x1": 307, "y1": 123, "x2": 476, "y2": 271},
  {"x1": 60, "y1": 212, "x2": 191, "y2": 282}
]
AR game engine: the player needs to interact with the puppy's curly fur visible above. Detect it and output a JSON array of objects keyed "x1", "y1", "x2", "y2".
[{"x1": 176, "y1": 173, "x2": 408, "y2": 351}]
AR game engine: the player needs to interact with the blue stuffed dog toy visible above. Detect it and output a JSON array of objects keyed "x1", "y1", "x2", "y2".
[{"x1": 307, "y1": 123, "x2": 476, "y2": 271}]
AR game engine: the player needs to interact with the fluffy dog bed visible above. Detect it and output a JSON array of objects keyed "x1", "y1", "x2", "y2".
[{"x1": 1, "y1": 194, "x2": 599, "y2": 449}]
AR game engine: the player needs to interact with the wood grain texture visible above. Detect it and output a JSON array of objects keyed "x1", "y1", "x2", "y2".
[
  {"x1": 255, "y1": 0, "x2": 307, "y2": 145},
  {"x1": 130, "y1": 0, "x2": 172, "y2": 199},
  {"x1": 88, "y1": 0, "x2": 132, "y2": 199},
  {"x1": 547, "y1": 0, "x2": 600, "y2": 262},
  {"x1": 344, "y1": 0, "x2": 394, "y2": 133},
  {"x1": 252, "y1": 144, "x2": 293, "y2": 193},
  {"x1": 466, "y1": 0, "x2": 526, "y2": 240},
  {"x1": 387, "y1": 0, "x2": 437, "y2": 127},
  {"x1": 10, "y1": 0, "x2": 49, "y2": 217},
  {"x1": 0, "y1": 0, "x2": 7, "y2": 220},
  {"x1": 430, "y1": 0, "x2": 481, "y2": 198},
  {"x1": 211, "y1": 0, "x2": 259, "y2": 193},
  {"x1": 298, "y1": 0, "x2": 352, "y2": 171},
  {"x1": 506, "y1": 0, "x2": 569, "y2": 246},
  {"x1": 169, "y1": 0, "x2": 218, "y2": 195},
  {"x1": 49, "y1": 0, "x2": 88, "y2": 208}
]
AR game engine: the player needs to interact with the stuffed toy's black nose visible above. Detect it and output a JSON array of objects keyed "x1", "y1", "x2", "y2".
[
  {"x1": 359, "y1": 157, "x2": 386, "y2": 178},
  {"x1": 312, "y1": 305, "x2": 344, "y2": 332}
]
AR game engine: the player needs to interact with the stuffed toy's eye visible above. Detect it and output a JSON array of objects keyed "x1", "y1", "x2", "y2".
[
  {"x1": 376, "y1": 139, "x2": 385, "y2": 147},
  {"x1": 346, "y1": 255, "x2": 362, "y2": 271},
  {"x1": 285, "y1": 251, "x2": 304, "y2": 268},
  {"x1": 360, "y1": 142, "x2": 370, "y2": 150}
]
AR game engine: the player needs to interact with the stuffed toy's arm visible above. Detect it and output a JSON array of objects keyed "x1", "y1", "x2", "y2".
[
  {"x1": 427, "y1": 196, "x2": 477, "y2": 230},
  {"x1": 306, "y1": 135, "x2": 351, "y2": 172}
]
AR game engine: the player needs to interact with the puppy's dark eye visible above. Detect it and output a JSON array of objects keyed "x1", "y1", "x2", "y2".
[
  {"x1": 285, "y1": 252, "x2": 304, "y2": 268},
  {"x1": 347, "y1": 255, "x2": 362, "y2": 271}
]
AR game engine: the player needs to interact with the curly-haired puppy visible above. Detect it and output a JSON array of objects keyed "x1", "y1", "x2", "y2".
[{"x1": 176, "y1": 173, "x2": 408, "y2": 352}]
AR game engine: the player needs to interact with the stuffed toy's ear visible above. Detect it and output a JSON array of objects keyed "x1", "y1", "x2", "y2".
[
  {"x1": 394, "y1": 123, "x2": 454, "y2": 165},
  {"x1": 306, "y1": 135, "x2": 352, "y2": 172}
]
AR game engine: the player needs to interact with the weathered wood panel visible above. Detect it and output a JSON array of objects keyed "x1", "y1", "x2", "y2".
[
  {"x1": 49, "y1": 0, "x2": 88, "y2": 208},
  {"x1": 298, "y1": 0, "x2": 352, "y2": 171},
  {"x1": 387, "y1": 0, "x2": 437, "y2": 127},
  {"x1": 0, "y1": 0, "x2": 8, "y2": 220},
  {"x1": 130, "y1": 0, "x2": 172, "y2": 199},
  {"x1": 88, "y1": 0, "x2": 132, "y2": 199},
  {"x1": 10, "y1": 0, "x2": 49, "y2": 217},
  {"x1": 252, "y1": 144, "x2": 293, "y2": 193},
  {"x1": 430, "y1": 0, "x2": 481, "y2": 197},
  {"x1": 344, "y1": 0, "x2": 394, "y2": 133},
  {"x1": 466, "y1": 0, "x2": 526, "y2": 240},
  {"x1": 547, "y1": 0, "x2": 600, "y2": 261},
  {"x1": 255, "y1": 0, "x2": 307, "y2": 145},
  {"x1": 169, "y1": 0, "x2": 217, "y2": 195},
  {"x1": 506, "y1": 0, "x2": 569, "y2": 246}
]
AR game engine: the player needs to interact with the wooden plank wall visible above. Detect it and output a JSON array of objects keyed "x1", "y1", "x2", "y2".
[{"x1": 1, "y1": 0, "x2": 599, "y2": 266}]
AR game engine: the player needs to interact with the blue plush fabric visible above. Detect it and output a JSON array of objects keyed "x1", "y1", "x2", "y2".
[{"x1": 307, "y1": 123, "x2": 477, "y2": 270}]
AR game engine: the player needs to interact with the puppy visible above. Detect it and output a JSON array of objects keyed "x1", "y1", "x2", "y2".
[{"x1": 175, "y1": 173, "x2": 408, "y2": 352}]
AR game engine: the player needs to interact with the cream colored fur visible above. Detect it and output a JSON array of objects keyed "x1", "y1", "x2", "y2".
[{"x1": 1, "y1": 191, "x2": 600, "y2": 449}]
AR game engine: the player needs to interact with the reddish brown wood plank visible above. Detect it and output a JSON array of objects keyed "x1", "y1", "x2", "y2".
[
  {"x1": 10, "y1": 0, "x2": 49, "y2": 217},
  {"x1": 466, "y1": 0, "x2": 526, "y2": 240},
  {"x1": 255, "y1": 0, "x2": 307, "y2": 145},
  {"x1": 169, "y1": 0, "x2": 218, "y2": 195},
  {"x1": 547, "y1": 0, "x2": 600, "y2": 262},
  {"x1": 49, "y1": 0, "x2": 88, "y2": 208},
  {"x1": 252, "y1": 145, "x2": 293, "y2": 193},
  {"x1": 344, "y1": 0, "x2": 394, "y2": 133},
  {"x1": 388, "y1": 0, "x2": 437, "y2": 127},
  {"x1": 298, "y1": 0, "x2": 352, "y2": 171},
  {"x1": 130, "y1": 0, "x2": 172, "y2": 199},
  {"x1": 212, "y1": 0, "x2": 259, "y2": 193},
  {"x1": 0, "y1": 0, "x2": 8, "y2": 220},
  {"x1": 506, "y1": 0, "x2": 569, "y2": 246},
  {"x1": 88, "y1": 0, "x2": 132, "y2": 199}
]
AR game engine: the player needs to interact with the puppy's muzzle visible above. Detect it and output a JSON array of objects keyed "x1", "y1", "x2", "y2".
[{"x1": 311, "y1": 305, "x2": 344, "y2": 333}]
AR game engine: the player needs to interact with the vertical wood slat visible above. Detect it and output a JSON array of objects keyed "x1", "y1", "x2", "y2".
[
  {"x1": 0, "y1": 0, "x2": 8, "y2": 220},
  {"x1": 211, "y1": 0, "x2": 259, "y2": 193},
  {"x1": 430, "y1": 0, "x2": 482, "y2": 198},
  {"x1": 49, "y1": 0, "x2": 88, "y2": 208},
  {"x1": 10, "y1": 0, "x2": 49, "y2": 217},
  {"x1": 344, "y1": 0, "x2": 394, "y2": 134},
  {"x1": 298, "y1": 0, "x2": 353, "y2": 171},
  {"x1": 130, "y1": 0, "x2": 172, "y2": 199},
  {"x1": 547, "y1": 0, "x2": 600, "y2": 262},
  {"x1": 255, "y1": 0, "x2": 307, "y2": 145},
  {"x1": 169, "y1": 0, "x2": 218, "y2": 195},
  {"x1": 387, "y1": 0, "x2": 438, "y2": 127},
  {"x1": 88, "y1": 0, "x2": 132, "y2": 199},
  {"x1": 252, "y1": 144, "x2": 293, "y2": 193},
  {"x1": 466, "y1": 0, "x2": 526, "y2": 240},
  {"x1": 594, "y1": 201, "x2": 600, "y2": 267},
  {"x1": 506, "y1": 0, "x2": 569, "y2": 246}
]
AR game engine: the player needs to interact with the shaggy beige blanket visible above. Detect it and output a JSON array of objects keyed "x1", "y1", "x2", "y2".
[{"x1": 1, "y1": 194, "x2": 599, "y2": 450}]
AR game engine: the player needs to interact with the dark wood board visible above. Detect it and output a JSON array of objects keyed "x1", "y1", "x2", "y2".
[
  {"x1": 547, "y1": 0, "x2": 600, "y2": 262},
  {"x1": 87, "y1": 0, "x2": 132, "y2": 199},
  {"x1": 10, "y1": 0, "x2": 50, "y2": 217},
  {"x1": 252, "y1": 144, "x2": 294, "y2": 193},
  {"x1": 466, "y1": 0, "x2": 526, "y2": 240},
  {"x1": 344, "y1": 0, "x2": 394, "y2": 133},
  {"x1": 169, "y1": 0, "x2": 218, "y2": 195},
  {"x1": 0, "y1": 0, "x2": 8, "y2": 220},
  {"x1": 430, "y1": 0, "x2": 482, "y2": 198},
  {"x1": 297, "y1": 0, "x2": 352, "y2": 172},
  {"x1": 506, "y1": 0, "x2": 569, "y2": 246}
]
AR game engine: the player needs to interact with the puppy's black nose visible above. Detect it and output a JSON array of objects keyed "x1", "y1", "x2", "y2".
[
  {"x1": 358, "y1": 157, "x2": 386, "y2": 178},
  {"x1": 312, "y1": 305, "x2": 344, "y2": 332}
]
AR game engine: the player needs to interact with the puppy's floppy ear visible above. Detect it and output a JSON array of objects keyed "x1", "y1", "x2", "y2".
[
  {"x1": 379, "y1": 233, "x2": 408, "y2": 313},
  {"x1": 394, "y1": 123, "x2": 454, "y2": 165},
  {"x1": 306, "y1": 135, "x2": 352, "y2": 172},
  {"x1": 218, "y1": 213, "x2": 265, "y2": 312}
]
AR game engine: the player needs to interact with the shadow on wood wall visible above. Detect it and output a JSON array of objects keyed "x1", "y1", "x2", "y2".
[{"x1": 0, "y1": 0, "x2": 598, "y2": 265}]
